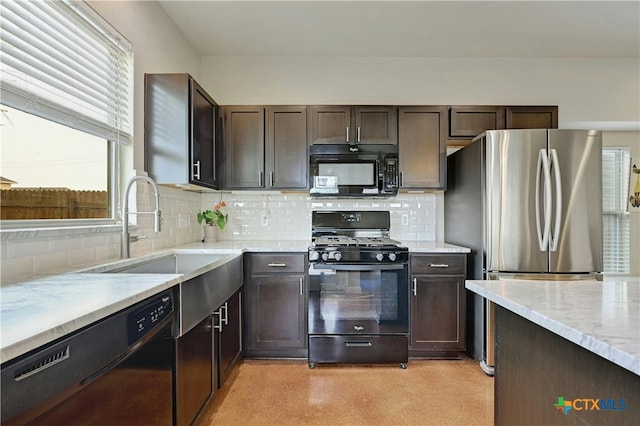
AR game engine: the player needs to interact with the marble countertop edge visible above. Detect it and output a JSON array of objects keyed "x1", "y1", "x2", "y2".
[{"x1": 465, "y1": 280, "x2": 640, "y2": 376}]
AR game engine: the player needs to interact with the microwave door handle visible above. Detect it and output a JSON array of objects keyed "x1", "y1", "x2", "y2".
[{"x1": 346, "y1": 126, "x2": 349, "y2": 143}]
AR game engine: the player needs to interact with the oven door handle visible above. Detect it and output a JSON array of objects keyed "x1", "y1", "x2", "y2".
[{"x1": 310, "y1": 263, "x2": 406, "y2": 271}]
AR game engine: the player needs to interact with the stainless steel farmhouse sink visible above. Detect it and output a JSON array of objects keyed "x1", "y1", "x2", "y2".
[
  {"x1": 77, "y1": 251, "x2": 243, "y2": 336},
  {"x1": 102, "y1": 253, "x2": 231, "y2": 275}
]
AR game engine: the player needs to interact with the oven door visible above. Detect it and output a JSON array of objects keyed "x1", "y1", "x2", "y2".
[{"x1": 308, "y1": 263, "x2": 409, "y2": 335}]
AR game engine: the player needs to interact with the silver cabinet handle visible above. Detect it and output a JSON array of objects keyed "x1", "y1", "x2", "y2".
[
  {"x1": 429, "y1": 264, "x2": 449, "y2": 268},
  {"x1": 259, "y1": 171, "x2": 263, "y2": 187},
  {"x1": 213, "y1": 309, "x2": 223, "y2": 332},
  {"x1": 193, "y1": 160, "x2": 201, "y2": 180},
  {"x1": 267, "y1": 263, "x2": 287, "y2": 267},
  {"x1": 299, "y1": 277, "x2": 303, "y2": 295},
  {"x1": 412, "y1": 278, "x2": 417, "y2": 296},
  {"x1": 357, "y1": 126, "x2": 361, "y2": 143},
  {"x1": 399, "y1": 171, "x2": 403, "y2": 187},
  {"x1": 270, "y1": 171, "x2": 274, "y2": 187},
  {"x1": 346, "y1": 126, "x2": 349, "y2": 143}
]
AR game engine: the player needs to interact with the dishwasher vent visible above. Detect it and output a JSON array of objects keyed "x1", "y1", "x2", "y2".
[{"x1": 14, "y1": 346, "x2": 70, "y2": 381}]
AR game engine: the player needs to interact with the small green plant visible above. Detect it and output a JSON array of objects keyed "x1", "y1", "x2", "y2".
[{"x1": 197, "y1": 201, "x2": 228, "y2": 230}]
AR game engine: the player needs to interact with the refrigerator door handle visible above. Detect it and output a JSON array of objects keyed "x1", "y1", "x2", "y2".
[
  {"x1": 535, "y1": 149, "x2": 552, "y2": 251},
  {"x1": 550, "y1": 149, "x2": 563, "y2": 252}
]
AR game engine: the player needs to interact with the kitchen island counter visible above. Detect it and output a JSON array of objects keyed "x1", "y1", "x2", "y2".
[
  {"x1": 467, "y1": 276, "x2": 639, "y2": 425},
  {"x1": 466, "y1": 276, "x2": 639, "y2": 375}
]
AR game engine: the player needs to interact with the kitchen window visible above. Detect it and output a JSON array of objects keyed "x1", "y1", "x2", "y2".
[
  {"x1": 0, "y1": 0, "x2": 132, "y2": 225},
  {"x1": 602, "y1": 147, "x2": 631, "y2": 274}
]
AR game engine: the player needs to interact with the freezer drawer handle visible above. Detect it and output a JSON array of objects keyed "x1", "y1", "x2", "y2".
[
  {"x1": 428, "y1": 263, "x2": 449, "y2": 268},
  {"x1": 267, "y1": 263, "x2": 287, "y2": 267}
]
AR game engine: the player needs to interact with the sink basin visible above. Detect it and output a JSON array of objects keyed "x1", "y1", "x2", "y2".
[{"x1": 103, "y1": 253, "x2": 231, "y2": 275}]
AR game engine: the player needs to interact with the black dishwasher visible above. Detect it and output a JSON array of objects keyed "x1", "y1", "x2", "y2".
[{"x1": 1, "y1": 289, "x2": 176, "y2": 426}]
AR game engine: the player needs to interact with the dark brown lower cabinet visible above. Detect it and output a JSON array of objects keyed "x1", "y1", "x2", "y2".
[
  {"x1": 175, "y1": 317, "x2": 212, "y2": 426},
  {"x1": 243, "y1": 253, "x2": 308, "y2": 358},
  {"x1": 215, "y1": 289, "x2": 242, "y2": 388},
  {"x1": 409, "y1": 254, "x2": 466, "y2": 358}
]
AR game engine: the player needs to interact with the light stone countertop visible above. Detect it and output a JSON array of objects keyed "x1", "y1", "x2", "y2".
[
  {"x1": 1, "y1": 239, "x2": 469, "y2": 364},
  {"x1": 466, "y1": 276, "x2": 640, "y2": 376},
  {"x1": 0, "y1": 273, "x2": 181, "y2": 363},
  {"x1": 402, "y1": 241, "x2": 471, "y2": 253}
]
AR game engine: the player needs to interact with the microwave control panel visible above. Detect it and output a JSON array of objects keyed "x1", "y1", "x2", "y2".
[{"x1": 383, "y1": 158, "x2": 399, "y2": 190}]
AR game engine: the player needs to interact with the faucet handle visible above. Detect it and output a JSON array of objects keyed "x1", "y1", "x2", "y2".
[{"x1": 129, "y1": 235, "x2": 148, "y2": 243}]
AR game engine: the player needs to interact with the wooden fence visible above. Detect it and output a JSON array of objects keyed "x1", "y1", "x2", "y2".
[{"x1": 1, "y1": 189, "x2": 109, "y2": 220}]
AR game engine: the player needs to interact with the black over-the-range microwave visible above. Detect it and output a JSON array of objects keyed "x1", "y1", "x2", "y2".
[{"x1": 309, "y1": 144, "x2": 399, "y2": 197}]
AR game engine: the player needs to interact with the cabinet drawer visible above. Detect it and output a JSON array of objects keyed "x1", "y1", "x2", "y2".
[
  {"x1": 410, "y1": 255, "x2": 465, "y2": 274},
  {"x1": 250, "y1": 253, "x2": 306, "y2": 273}
]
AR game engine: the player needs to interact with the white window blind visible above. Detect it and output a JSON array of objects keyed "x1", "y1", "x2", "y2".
[
  {"x1": 602, "y1": 147, "x2": 631, "y2": 274},
  {"x1": 0, "y1": 0, "x2": 132, "y2": 143}
]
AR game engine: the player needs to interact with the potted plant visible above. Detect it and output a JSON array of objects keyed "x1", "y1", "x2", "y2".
[{"x1": 197, "y1": 200, "x2": 228, "y2": 242}]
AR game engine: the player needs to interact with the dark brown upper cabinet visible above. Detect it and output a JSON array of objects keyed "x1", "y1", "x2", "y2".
[
  {"x1": 447, "y1": 105, "x2": 559, "y2": 147},
  {"x1": 222, "y1": 105, "x2": 307, "y2": 190},
  {"x1": 266, "y1": 106, "x2": 308, "y2": 189},
  {"x1": 309, "y1": 105, "x2": 397, "y2": 145},
  {"x1": 223, "y1": 106, "x2": 265, "y2": 189},
  {"x1": 449, "y1": 106, "x2": 506, "y2": 138},
  {"x1": 505, "y1": 106, "x2": 558, "y2": 129},
  {"x1": 145, "y1": 73, "x2": 219, "y2": 189},
  {"x1": 398, "y1": 106, "x2": 447, "y2": 190}
]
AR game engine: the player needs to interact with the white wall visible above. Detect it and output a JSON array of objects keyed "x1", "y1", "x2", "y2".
[{"x1": 199, "y1": 56, "x2": 639, "y2": 125}]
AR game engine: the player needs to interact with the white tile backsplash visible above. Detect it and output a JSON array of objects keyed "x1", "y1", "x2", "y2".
[
  {"x1": 1, "y1": 188, "x2": 440, "y2": 284},
  {"x1": 202, "y1": 191, "x2": 438, "y2": 242}
]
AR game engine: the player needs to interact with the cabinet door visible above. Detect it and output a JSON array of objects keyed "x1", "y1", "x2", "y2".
[
  {"x1": 266, "y1": 106, "x2": 308, "y2": 189},
  {"x1": 449, "y1": 106, "x2": 505, "y2": 138},
  {"x1": 410, "y1": 275, "x2": 465, "y2": 352},
  {"x1": 355, "y1": 106, "x2": 398, "y2": 145},
  {"x1": 398, "y1": 106, "x2": 446, "y2": 189},
  {"x1": 246, "y1": 274, "x2": 306, "y2": 352},
  {"x1": 175, "y1": 317, "x2": 212, "y2": 426},
  {"x1": 506, "y1": 106, "x2": 558, "y2": 129},
  {"x1": 217, "y1": 290, "x2": 242, "y2": 388},
  {"x1": 223, "y1": 106, "x2": 265, "y2": 188},
  {"x1": 190, "y1": 79, "x2": 218, "y2": 188},
  {"x1": 309, "y1": 105, "x2": 352, "y2": 144}
]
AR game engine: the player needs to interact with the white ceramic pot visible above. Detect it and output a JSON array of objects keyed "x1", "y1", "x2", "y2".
[{"x1": 203, "y1": 225, "x2": 217, "y2": 243}]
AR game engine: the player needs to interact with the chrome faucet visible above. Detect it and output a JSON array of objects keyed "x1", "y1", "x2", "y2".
[{"x1": 121, "y1": 175, "x2": 162, "y2": 258}]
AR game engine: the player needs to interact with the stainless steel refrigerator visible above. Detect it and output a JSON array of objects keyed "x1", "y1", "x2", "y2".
[{"x1": 444, "y1": 129, "x2": 603, "y2": 375}]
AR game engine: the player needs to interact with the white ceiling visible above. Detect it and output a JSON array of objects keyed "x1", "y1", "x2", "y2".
[{"x1": 158, "y1": 1, "x2": 640, "y2": 58}]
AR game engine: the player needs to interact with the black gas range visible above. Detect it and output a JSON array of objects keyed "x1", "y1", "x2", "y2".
[
  {"x1": 309, "y1": 211, "x2": 409, "y2": 263},
  {"x1": 308, "y1": 211, "x2": 409, "y2": 369}
]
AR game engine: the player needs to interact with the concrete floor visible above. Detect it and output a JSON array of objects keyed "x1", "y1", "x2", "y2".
[{"x1": 196, "y1": 357, "x2": 494, "y2": 425}]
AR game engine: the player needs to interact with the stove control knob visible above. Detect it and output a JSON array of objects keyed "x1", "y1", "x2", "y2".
[
  {"x1": 309, "y1": 251, "x2": 320, "y2": 261},
  {"x1": 321, "y1": 252, "x2": 329, "y2": 261},
  {"x1": 376, "y1": 253, "x2": 384, "y2": 262},
  {"x1": 333, "y1": 251, "x2": 342, "y2": 261},
  {"x1": 388, "y1": 252, "x2": 397, "y2": 262}
]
